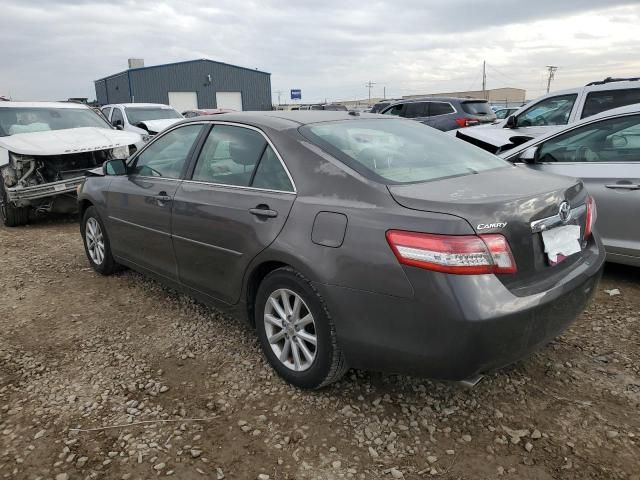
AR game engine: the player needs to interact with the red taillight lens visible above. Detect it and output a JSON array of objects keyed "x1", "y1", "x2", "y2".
[
  {"x1": 455, "y1": 117, "x2": 480, "y2": 128},
  {"x1": 584, "y1": 195, "x2": 597, "y2": 240},
  {"x1": 386, "y1": 230, "x2": 517, "y2": 275}
]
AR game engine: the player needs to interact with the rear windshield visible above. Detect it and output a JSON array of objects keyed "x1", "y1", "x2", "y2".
[
  {"x1": 300, "y1": 119, "x2": 509, "y2": 184},
  {"x1": 125, "y1": 107, "x2": 182, "y2": 124},
  {"x1": 461, "y1": 101, "x2": 494, "y2": 116}
]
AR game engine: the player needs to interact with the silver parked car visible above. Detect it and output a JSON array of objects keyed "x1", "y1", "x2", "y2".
[{"x1": 501, "y1": 103, "x2": 640, "y2": 266}]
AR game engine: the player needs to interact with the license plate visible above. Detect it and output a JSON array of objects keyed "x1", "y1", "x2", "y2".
[
  {"x1": 541, "y1": 225, "x2": 581, "y2": 266},
  {"x1": 53, "y1": 184, "x2": 67, "y2": 192}
]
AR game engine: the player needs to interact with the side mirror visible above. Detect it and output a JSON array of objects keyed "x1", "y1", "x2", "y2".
[
  {"x1": 103, "y1": 159, "x2": 128, "y2": 176},
  {"x1": 112, "y1": 119, "x2": 123, "y2": 130},
  {"x1": 505, "y1": 115, "x2": 517, "y2": 128},
  {"x1": 519, "y1": 146, "x2": 539, "y2": 164}
]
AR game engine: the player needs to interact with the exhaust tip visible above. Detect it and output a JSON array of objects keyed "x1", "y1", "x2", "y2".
[{"x1": 458, "y1": 374, "x2": 485, "y2": 389}]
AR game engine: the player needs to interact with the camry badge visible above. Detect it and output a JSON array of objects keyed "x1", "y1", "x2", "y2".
[
  {"x1": 477, "y1": 222, "x2": 508, "y2": 230},
  {"x1": 558, "y1": 201, "x2": 571, "y2": 223}
]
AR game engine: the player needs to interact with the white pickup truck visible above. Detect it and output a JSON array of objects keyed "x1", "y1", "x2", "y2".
[{"x1": 454, "y1": 77, "x2": 640, "y2": 154}]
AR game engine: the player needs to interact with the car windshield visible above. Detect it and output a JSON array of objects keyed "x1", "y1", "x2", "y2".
[
  {"x1": 0, "y1": 106, "x2": 111, "y2": 137},
  {"x1": 301, "y1": 119, "x2": 509, "y2": 184},
  {"x1": 461, "y1": 101, "x2": 494, "y2": 116},
  {"x1": 125, "y1": 107, "x2": 182, "y2": 124}
]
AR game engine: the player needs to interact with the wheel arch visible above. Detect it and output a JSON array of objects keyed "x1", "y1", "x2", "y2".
[{"x1": 244, "y1": 260, "x2": 290, "y2": 327}]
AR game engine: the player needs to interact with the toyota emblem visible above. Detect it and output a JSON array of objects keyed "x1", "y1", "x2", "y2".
[{"x1": 558, "y1": 201, "x2": 571, "y2": 223}]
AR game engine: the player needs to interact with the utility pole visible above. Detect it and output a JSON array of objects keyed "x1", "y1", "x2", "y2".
[
  {"x1": 546, "y1": 66, "x2": 558, "y2": 93},
  {"x1": 482, "y1": 60, "x2": 487, "y2": 99},
  {"x1": 274, "y1": 90, "x2": 282, "y2": 106},
  {"x1": 383, "y1": 86, "x2": 386, "y2": 99},
  {"x1": 366, "y1": 81, "x2": 376, "y2": 102}
]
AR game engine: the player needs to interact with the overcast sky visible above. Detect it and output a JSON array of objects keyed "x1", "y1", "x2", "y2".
[{"x1": 1, "y1": 0, "x2": 639, "y2": 104}]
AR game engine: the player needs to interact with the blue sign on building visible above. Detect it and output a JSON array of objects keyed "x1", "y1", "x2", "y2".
[{"x1": 290, "y1": 89, "x2": 302, "y2": 100}]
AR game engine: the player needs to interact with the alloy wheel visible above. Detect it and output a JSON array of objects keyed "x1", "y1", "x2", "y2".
[
  {"x1": 85, "y1": 217, "x2": 105, "y2": 265},
  {"x1": 264, "y1": 288, "x2": 317, "y2": 371}
]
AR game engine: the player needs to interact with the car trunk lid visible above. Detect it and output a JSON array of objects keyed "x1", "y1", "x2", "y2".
[{"x1": 387, "y1": 166, "x2": 590, "y2": 291}]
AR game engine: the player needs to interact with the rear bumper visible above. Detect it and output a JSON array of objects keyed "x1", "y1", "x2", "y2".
[
  {"x1": 7, "y1": 177, "x2": 82, "y2": 204},
  {"x1": 314, "y1": 236, "x2": 605, "y2": 380}
]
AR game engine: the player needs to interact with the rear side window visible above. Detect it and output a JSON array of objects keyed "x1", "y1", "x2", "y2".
[
  {"x1": 581, "y1": 89, "x2": 640, "y2": 119},
  {"x1": 252, "y1": 146, "x2": 294, "y2": 191},
  {"x1": 429, "y1": 102, "x2": 455, "y2": 116},
  {"x1": 301, "y1": 119, "x2": 509, "y2": 184},
  {"x1": 461, "y1": 101, "x2": 493, "y2": 116}
]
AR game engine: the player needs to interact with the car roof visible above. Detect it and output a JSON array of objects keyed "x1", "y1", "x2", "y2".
[
  {"x1": 175, "y1": 111, "x2": 390, "y2": 130},
  {"x1": 0, "y1": 101, "x2": 91, "y2": 109},
  {"x1": 103, "y1": 103, "x2": 176, "y2": 108},
  {"x1": 501, "y1": 102, "x2": 640, "y2": 157}
]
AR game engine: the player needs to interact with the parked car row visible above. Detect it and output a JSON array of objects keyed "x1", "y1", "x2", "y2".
[{"x1": 2, "y1": 77, "x2": 637, "y2": 390}]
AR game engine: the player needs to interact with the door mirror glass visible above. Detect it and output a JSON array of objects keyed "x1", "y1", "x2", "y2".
[
  {"x1": 103, "y1": 158, "x2": 128, "y2": 175},
  {"x1": 505, "y1": 115, "x2": 516, "y2": 128}
]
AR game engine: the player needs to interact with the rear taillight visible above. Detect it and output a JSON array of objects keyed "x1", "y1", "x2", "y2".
[
  {"x1": 584, "y1": 195, "x2": 597, "y2": 240},
  {"x1": 455, "y1": 117, "x2": 480, "y2": 128},
  {"x1": 386, "y1": 230, "x2": 517, "y2": 275}
]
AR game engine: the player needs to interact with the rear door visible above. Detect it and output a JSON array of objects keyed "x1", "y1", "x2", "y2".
[
  {"x1": 171, "y1": 123, "x2": 296, "y2": 304},
  {"x1": 106, "y1": 123, "x2": 204, "y2": 279},
  {"x1": 515, "y1": 113, "x2": 640, "y2": 262}
]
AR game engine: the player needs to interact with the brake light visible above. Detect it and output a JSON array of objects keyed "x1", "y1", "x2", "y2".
[
  {"x1": 584, "y1": 195, "x2": 597, "y2": 240},
  {"x1": 386, "y1": 230, "x2": 517, "y2": 275},
  {"x1": 455, "y1": 117, "x2": 480, "y2": 128}
]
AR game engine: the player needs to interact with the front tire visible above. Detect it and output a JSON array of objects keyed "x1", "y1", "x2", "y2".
[
  {"x1": 255, "y1": 267, "x2": 348, "y2": 389},
  {"x1": 81, "y1": 206, "x2": 119, "y2": 275},
  {"x1": 0, "y1": 182, "x2": 29, "y2": 227}
]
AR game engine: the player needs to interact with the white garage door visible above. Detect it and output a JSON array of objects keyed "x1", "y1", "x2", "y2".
[
  {"x1": 216, "y1": 91, "x2": 243, "y2": 111},
  {"x1": 168, "y1": 92, "x2": 198, "y2": 113}
]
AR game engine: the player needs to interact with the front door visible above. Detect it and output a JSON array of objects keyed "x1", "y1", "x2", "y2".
[
  {"x1": 522, "y1": 113, "x2": 640, "y2": 262},
  {"x1": 106, "y1": 123, "x2": 204, "y2": 280},
  {"x1": 171, "y1": 124, "x2": 296, "y2": 304},
  {"x1": 509, "y1": 93, "x2": 579, "y2": 139}
]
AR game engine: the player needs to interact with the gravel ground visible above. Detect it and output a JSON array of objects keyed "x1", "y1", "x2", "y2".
[{"x1": 1, "y1": 216, "x2": 639, "y2": 480}]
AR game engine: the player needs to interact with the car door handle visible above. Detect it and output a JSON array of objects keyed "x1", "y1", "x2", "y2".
[
  {"x1": 605, "y1": 184, "x2": 640, "y2": 190},
  {"x1": 154, "y1": 191, "x2": 173, "y2": 205},
  {"x1": 249, "y1": 206, "x2": 278, "y2": 218}
]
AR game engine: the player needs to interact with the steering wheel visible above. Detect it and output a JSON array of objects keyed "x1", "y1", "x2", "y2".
[
  {"x1": 139, "y1": 165, "x2": 163, "y2": 177},
  {"x1": 576, "y1": 146, "x2": 600, "y2": 162},
  {"x1": 533, "y1": 115, "x2": 549, "y2": 126}
]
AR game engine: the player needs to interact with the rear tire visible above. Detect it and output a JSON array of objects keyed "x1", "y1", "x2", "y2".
[
  {"x1": 81, "y1": 206, "x2": 119, "y2": 275},
  {"x1": 0, "y1": 182, "x2": 29, "y2": 227},
  {"x1": 255, "y1": 267, "x2": 348, "y2": 389}
]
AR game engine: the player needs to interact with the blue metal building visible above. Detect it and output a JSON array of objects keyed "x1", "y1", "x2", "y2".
[{"x1": 94, "y1": 59, "x2": 272, "y2": 111}]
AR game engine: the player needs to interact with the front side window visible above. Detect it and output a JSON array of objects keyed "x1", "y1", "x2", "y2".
[
  {"x1": 0, "y1": 107, "x2": 112, "y2": 136},
  {"x1": 404, "y1": 102, "x2": 427, "y2": 118},
  {"x1": 581, "y1": 89, "x2": 640, "y2": 119},
  {"x1": 101, "y1": 107, "x2": 112, "y2": 119},
  {"x1": 192, "y1": 125, "x2": 266, "y2": 187},
  {"x1": 537, "y1": 114, "x2": 640, "y2": 163},
  {"x1": 301, "y1": 119, "x2": 509, "y2": 184},
  {"x1": 516, "y1": 94, "x2": 577, "y2": 127},
  {"x1": 132, "y1": 124, "x2": 202, "y2": 178},
  {"x1": 383, "y1": 104, "x2": 403, "y2": 116},
  {"x1": 111, "y1": 108, "x2": 124, "y2": 126}
]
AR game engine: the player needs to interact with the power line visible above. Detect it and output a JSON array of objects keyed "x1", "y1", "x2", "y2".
[{"x1": 365, "y1": 81, "x2": 376, "y2": 102}]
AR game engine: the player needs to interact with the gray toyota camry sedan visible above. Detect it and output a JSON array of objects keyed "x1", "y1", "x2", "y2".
[{"x1": 78, "y1": 111, "x2": 605, "y2": 389}]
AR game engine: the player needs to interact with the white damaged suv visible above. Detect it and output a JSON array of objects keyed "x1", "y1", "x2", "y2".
[{"x1": 0, "y1": 102, "x2": 141, "y2": 226}]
